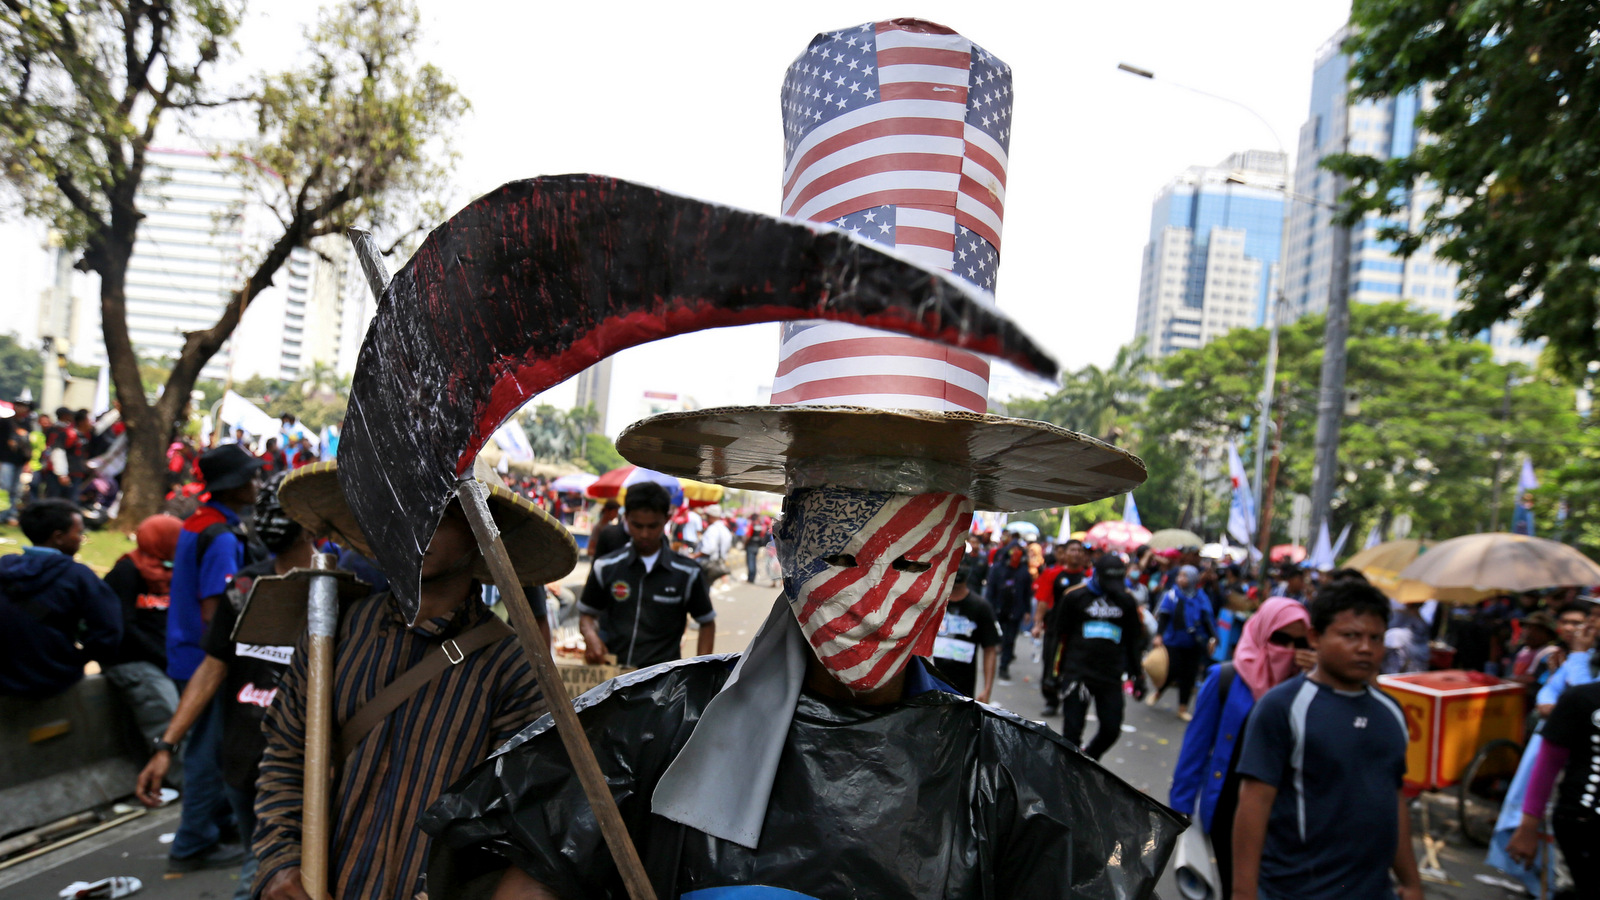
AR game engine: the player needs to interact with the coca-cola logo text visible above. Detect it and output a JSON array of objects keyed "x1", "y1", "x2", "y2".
[{"x1": 237, "y1": 683, "x2": 278, "y2": 708}]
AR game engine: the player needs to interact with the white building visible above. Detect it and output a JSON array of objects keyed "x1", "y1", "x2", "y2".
[
  {"x1": 1133, "y1": 151, "x2": 1287, "y2": 359},
  {"x1": 66, "y1": 147, "x2": 374, "y2": 382},
  {"x1": 1282, "y1": 29, "x2": 1540, "y2": 365}
]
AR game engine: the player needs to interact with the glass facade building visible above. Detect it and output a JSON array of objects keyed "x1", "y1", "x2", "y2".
[
  {"x1": 1135, "y1": 150, "x2": 1287, "y2": 359},
  {"x1": 1281, "y1": 29, "x2": 1540, "y2": 365}
]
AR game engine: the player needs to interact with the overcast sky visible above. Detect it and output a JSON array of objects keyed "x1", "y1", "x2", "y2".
[{"x1": 2, "y1": 1, "x2": 1353, "y2": 432}]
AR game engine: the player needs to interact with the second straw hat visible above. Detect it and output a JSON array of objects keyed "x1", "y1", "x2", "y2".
[{"x1": 278, "y1": 460, "x2": 577, "y2": 588}]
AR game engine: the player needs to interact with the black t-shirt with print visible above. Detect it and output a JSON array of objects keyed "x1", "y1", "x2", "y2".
[
  {"x1": 1541, "y1": 680, "x2": 1600, "y2": 820},
  {"x1": 205, "y1": 558, "x2": 294, "y2": 792},
  {"x1": 928, "y1": 595, "x2": 1001, "y2": 697}
]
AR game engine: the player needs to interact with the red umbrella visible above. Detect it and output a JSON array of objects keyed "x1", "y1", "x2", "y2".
[
  {"x1": 1270, "y1": 544, "x2": 1307, "y2": 563},
  {"x1": 1085, "y1": 520, "x2": 1152, "y2": 553}
]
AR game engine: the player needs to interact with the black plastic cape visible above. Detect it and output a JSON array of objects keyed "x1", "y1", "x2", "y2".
[{"x1": 422, "y1": 655, "x2": 1183, "y2": 899}]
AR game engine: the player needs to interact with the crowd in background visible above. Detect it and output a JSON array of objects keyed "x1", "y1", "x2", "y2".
[{"x1": 7, "y1": 431, "x2": 1600, "y2": 895}]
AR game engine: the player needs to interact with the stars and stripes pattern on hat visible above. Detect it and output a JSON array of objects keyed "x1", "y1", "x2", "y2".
[{"x1": 774, "y1": 19, "x2": 1013, "y2": 414}]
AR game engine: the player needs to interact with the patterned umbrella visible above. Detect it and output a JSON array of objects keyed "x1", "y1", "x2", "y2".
[
  {"x1": 585, "y1": 464, "x2": 684, "y2": 506},
  {"x1": 1086, "y1": 520, "x2": 1152, "y2": 553}
]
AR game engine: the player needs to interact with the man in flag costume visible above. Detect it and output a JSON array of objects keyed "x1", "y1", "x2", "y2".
[{"x1": 422, "y1": 20, "x2": 1181, "y2": 899}]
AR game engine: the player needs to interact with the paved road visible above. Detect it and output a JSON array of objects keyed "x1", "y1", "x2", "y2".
[{"x1": 1, "y1": 563, "x2": 1526, "y2": 898}]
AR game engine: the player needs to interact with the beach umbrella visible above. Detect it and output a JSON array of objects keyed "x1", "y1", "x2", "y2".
[
  {"x1": 1149, "y1": 528, "x2": 1204, "y2": 551},
  {"x1": 1269, "y1": 544, "x2": 1307, "y2": 564},
  {"x1": 550, "y1": 472, "x2": 599, "y2": 494},
  {"x1": 1087, "y1": 520, "x2": 1152, "y2": 553},
  {"x1": 1398, "y1": 532, "x2": 1600, "y2": 599},
  {"x1": 1201, "y1": 543, "x2": 1248, "y2": 563},
  {"x1": 585, "y1": 464, "x2": 683, "y2": 505},
  {"x1": 679, "y1": 477, "x2": 725, "y2": 509},
  {"x1": 1005, "y1": 521, "x2": 1041, "y2": 540}
]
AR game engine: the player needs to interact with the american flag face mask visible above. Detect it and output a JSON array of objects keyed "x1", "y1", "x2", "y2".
[{"x1": 775, "y1": 487, "x2": 974, "y2": 693}]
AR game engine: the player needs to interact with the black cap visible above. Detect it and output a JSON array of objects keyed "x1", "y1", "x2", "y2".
[
  {"x1": 198, "y1": 443, "x2": 265, "y2": 492},
  {"x1": 1094, "y1": 552, "x2": 1127, "y2": 579}
]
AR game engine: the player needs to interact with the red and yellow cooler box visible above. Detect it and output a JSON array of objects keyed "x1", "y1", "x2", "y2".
[{"x1": 1376, "y1": 670, "x2": 1524, "y2": 791}]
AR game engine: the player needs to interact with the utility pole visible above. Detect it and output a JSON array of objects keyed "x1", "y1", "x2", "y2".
[
  {"x1": 1488, "y1": 369, "x2": 1514, "y2": 531},
  {"x1": 1308, "y1": 137, "x2": 1351, "y2": 542},
  {"x1": 1256, "y1": 409, "x2": 1284, "y2": 582}
]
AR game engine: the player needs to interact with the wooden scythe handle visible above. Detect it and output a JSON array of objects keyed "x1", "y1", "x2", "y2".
[
  {"x1": 455, "y1": 481, "x2": 658, "y2": 900},
  {"x1": 301, "y1": 555, "x2": 340, "y2": 898}
]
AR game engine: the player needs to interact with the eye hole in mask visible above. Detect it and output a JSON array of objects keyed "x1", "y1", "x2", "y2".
[
  {"x1": 824, "y1": 553, "x2": 858, "y2": 568},
  {"x1": 891, "y1": 556, "x2": 931, "y2": 573}
]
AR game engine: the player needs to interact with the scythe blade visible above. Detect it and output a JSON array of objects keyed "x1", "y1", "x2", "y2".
[{"x1": 339, "y1": 174, "x2": 1057, "y2": 622}]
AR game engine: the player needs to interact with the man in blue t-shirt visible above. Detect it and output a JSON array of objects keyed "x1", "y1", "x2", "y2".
[
  {"x1": 1231, "y1": 576, "x2": 1424, "y2": 900},
  {"x1": 164, "y1": 444, "x2": 265, "y2": 874}
]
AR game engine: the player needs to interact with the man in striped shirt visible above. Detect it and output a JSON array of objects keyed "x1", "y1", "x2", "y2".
[{"x1": 254, "y1": 465, "x2": 569, "y2": 900}]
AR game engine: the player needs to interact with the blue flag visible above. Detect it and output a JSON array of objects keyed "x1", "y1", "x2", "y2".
[{"x1": 1123, "y1": 493, "x2": 1141, "y2": 528}]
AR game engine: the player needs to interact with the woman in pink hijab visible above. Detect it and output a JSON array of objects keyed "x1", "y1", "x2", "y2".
[{"x1": 1168, "y1": 598, "x2": 1314, "y2": 897}]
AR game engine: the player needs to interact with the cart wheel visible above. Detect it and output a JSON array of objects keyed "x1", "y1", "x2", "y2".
[{"x1": 1458, "y1": 738, "x2": 1522, "y2": 847}]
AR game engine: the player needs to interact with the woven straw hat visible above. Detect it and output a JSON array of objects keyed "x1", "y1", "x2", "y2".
[
  {"x1": 620, "y1": 406, "x2": 1142, "y2": 512},
  {"x1": 278, "y1": 460, "x2": 577, "y2": 587}
]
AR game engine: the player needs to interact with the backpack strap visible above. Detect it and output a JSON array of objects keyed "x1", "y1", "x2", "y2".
[
  {"x1": 335, "y1": 615, "x2": 515, "y2": 763},
  {"x1": 1216, "y1": 661, "x2": 1237, "y2": 709}
]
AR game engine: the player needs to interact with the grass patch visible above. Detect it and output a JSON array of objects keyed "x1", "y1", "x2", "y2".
[{"x1": 0, "y1": 523, "x2": 136, "y2": 576}]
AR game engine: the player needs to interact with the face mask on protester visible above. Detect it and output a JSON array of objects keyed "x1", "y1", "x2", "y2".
[{"x1": 774, "y1": 487, "x2": 973, "y2": 694}]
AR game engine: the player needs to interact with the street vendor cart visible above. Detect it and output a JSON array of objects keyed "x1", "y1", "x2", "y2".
[{"x1": 1378, "y1": 670, "x2": 1526, "y2": 845}]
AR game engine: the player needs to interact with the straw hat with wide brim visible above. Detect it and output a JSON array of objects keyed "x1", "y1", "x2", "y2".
[
  {"x1": 278, "y1": 461, "x2": 577, "y2": 587},
  {"x1": 616, "y1": 406, "x2": 1144, "y2": 513},
  {"x1": 1143, "y1": 644, "x2": 1170, "y2": 690}
]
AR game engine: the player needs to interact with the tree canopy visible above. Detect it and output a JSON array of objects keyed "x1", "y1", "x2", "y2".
[
  {"x1": 1016, "y1": 303, "x2": 1589, "y2": 556},
  {"x1": 0, "y1": 0, "x2": 466, "y2": 525},
  {"x1": 1328, "y1": 0, "x2": 1600, "y2": 376},
  {"x1": 0, "y1": 334, "x2": 42, "y2": 403}
]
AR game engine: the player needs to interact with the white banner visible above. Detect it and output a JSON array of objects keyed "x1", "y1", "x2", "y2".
[{"x1": 1226, "y1": 441, "x2": 1256, "y2": 546}]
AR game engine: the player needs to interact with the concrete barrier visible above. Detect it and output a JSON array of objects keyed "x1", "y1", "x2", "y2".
[{"x1": 0, "y1": 676, "x2": 143, "y2": 839}]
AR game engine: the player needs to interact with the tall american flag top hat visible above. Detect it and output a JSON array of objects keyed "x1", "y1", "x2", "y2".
[{"x1": 619, "y1": 19, "x2": 1144, "y2": 511}]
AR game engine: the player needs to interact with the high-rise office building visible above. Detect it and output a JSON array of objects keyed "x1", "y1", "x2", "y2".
[
  {"x1": 231, "y1": 235, "x2": 375, "y2": 380},
  {"x1": 102, "y1": 148, "x2": 251, "y2": 380},
  {"x1": 1134, "y1": 150, "x2": 1287, "y2": 359},
  {"x1": 1281, "y1": 29, "x2": 1539, "y2": 364},
  {"x1": 68, "y1": 147, "x2": 374, "y2": 381},
  {"x1": 573, "y1": 357, "x2": 614, "y2": 434}
]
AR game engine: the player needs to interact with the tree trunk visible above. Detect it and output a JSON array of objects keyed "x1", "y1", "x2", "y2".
[
  {"x1": 117, "y1": 406, "x2": 173, "y2": 528},
  {"x1": 100, "y1": 247, "x2": 173, "y2": 530}
]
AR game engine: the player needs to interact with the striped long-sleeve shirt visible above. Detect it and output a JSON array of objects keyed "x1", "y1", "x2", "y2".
[{"x1": 254, "y1": 590, "x2": 545, "y2": 899}]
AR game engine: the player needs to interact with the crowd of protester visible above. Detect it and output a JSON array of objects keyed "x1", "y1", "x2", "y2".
[{"x1": 7, "y1": 426, "x2": 1600, "y2": 898}]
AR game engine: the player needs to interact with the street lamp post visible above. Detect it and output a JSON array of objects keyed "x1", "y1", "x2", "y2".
[{"x1": 1119, "y1": 63, "x2": 1290, "y2": 578}]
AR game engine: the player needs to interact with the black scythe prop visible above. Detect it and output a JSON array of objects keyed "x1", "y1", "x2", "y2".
[{"x1": 339, "y1": 174, "x2": 1058, "y2": 899}]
